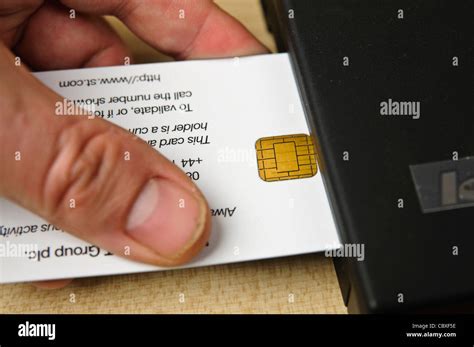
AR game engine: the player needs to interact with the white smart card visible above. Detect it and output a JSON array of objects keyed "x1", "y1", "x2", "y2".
[{"x1": 0, "y1": 53, "x2": 339, "y2": 283}]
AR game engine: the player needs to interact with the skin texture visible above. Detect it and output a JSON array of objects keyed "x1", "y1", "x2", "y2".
[{"x1": 0, "y1": 0, "x2": 267, "y2": 289}]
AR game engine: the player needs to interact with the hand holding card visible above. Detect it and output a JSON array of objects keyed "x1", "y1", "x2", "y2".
[{"x1": 0, "y1": 0, "x2": 268, "y2": 286}]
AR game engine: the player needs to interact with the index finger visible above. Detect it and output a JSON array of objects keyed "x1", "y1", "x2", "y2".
[{"x1": 59, "y1": 0, "x2": 268, "y2": 59}]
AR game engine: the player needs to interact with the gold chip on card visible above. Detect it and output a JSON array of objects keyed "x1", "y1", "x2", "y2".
[{"x1": 255, "y1": 134, "x2": 318, "y2": 182}]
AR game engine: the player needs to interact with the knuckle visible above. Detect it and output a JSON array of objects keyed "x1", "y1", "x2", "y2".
[{"x1": 42, "y1": 121, "x2": 124, "y2": 220}]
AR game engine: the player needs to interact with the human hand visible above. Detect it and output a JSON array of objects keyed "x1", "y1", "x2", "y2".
[{"x1": 0, "y1": 0, "x2": 267, "y2": 288}]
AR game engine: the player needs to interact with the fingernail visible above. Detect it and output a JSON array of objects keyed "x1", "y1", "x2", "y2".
[{"x1": 126, "y1": 178, "x2": 206, "y2": 259}]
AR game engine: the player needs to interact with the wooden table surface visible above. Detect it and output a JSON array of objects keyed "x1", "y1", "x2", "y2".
[{"x1": 0, "y1": 0, "x2": 347, "y2": 314}]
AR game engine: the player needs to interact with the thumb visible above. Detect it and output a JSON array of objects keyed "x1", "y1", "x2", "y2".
[{"x1": 0, "y1": 45, "x2": 210, "y2": 266}]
